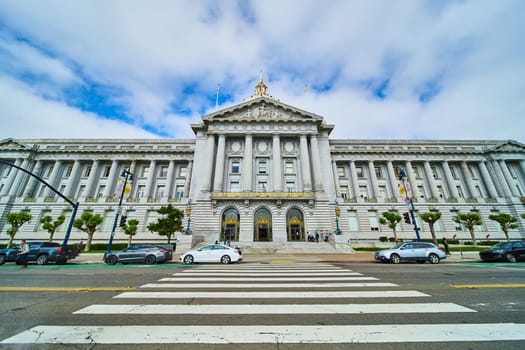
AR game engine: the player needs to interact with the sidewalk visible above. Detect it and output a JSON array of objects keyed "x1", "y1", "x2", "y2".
[{"x1": 72, "y1": 251, "x2": 480, "y2": 265}]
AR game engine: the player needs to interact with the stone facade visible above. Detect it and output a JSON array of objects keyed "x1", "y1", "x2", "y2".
[{"x1": 1, "y1": 80, "x2": 524, "y2": 252}]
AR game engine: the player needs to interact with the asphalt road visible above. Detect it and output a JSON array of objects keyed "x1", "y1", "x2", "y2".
[{"x1": 0, "y1": 260, "x2": 524, "y2": 349}]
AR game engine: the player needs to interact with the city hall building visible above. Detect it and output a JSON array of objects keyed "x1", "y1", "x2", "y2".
[{"x1": 1, "y1": 79, "x2": 525, "y2": 252}]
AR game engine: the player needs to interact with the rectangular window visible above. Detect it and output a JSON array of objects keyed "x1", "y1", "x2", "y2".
[
  {"x1": 417, "y1": 185, "x2": 425, "y2": 198},
  {"x1": 102, "y1": 166, "x2": 111, "y2": 178},
  {"x1": 375, "y1": 167, "x2": 383, "y2": 179},
  {"x1": 231, "y1": 160, "x2": 240, "y2": 174},
  {"x1": 155, "y1": 185, "x2": 165, "y2": 198},
  {"x1": 77, "y1": 185, "x2": 86, "y2": 198},
  {"x1": 431, "y1": 166, "x2": 439, "y2": 179},
  {"x1": 258, "y1": 160, "x2": 267, "y2": 174},
  {"x1": 337, "y1": 166, "x2": 345, "y2": 177},
  {"x1": 141, "y1": 166, "x2": 150, "y2": 178},
  {"x1": 257, "y1": 181, "x2": 267, "y2": 192},
  {"x1": 159, "y1": 166, "x2": 168, "y2": 178},
  {"x1": 456, "y1": 186, "x2": 464, "y2": 198},
  {"x1": 340, "y1": 185, "x2": 349, "y2": 199},
  {"x1": 451, "y1": 210, "x2": 463, "y2": 231},
  {"x1": 97, "y1": 185, "x2": 105, "y2": 199},
  {"x1": 378, "y1": 185, "x2": 387, "y2": 199},
  {"x1": 413, "y1": 166, "x2": 421, "y2": 179},
  {"x1": 359, "y1": 185, "x2": 368, "y2": 198},
  {"x1": 285, "y1": 160, "x2": 295, "y2": 174},
  {"x1": 347, "y1": 210, "x2": 359, "y2": 231},
  {"x1": 286, "y1": 181, "x2": 295, "y2": 192},
  {"x1": 230, "y1": 181, "x2": 240, "y2": 192},
  {"x1": 84, "y1": 165, "x2": 92, "y2": 178},
  {"x1": 469, "y1": 165, "x2": 478, "y2": 179},
  {"x1": 179, "y1": 165, "x2": 187, "y2": 177},
  {"x1": 368, "y1": 211, "x2": 379, "y2": 231},
  {"x1": 437, "y1": 185, "x2": 444, "y2": 198},
  {"x1": 450, "y1": 166, "x2": 458, "y2": 179},
  {"x1": 136, "y1": 185, "x2": 146, "y2": 198},
  {"x1": 175, "y1": 185, "x2": 184, "y2": 199},
  {"x1": 356, "y1": 166, "x2": 364, "y2": 178},
  {"x1": 103, "y1": 210, "x2": 115, "y2": 231},
  {"x1": 64, "y1": 166, "x2": 73, "y2": 178}
]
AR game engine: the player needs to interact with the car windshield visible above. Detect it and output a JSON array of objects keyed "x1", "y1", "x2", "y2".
[
  {"x1": 491, "y1": 242, "x2": 511, "y2": 249},
  {"x1": 391, "y1": 243, "x2": 404, "y2": 249}
]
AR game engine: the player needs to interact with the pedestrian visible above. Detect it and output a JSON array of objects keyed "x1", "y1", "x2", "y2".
[
  {"x1": 16, "y1": 239, "x2": 29, "y2": 268},
  {"x1": 315, "y1": 231, "x2": 319, "y2": 243},
  {"x1": 76, "y1": 240, "x2": 84, "y2": 255},
  {"x1": 442, "y1": 237, "x2": 450, "y2": 255}
]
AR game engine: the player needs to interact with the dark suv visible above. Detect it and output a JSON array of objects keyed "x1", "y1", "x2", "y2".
[{"x1": 479, "y1": 241, "x2": 525, "y2": 262}]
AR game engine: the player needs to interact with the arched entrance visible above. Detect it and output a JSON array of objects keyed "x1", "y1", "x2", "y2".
[
  {"x1": 287, "y1": 208, "x2": 304, "y2": 241},
  {"x1": 254, "y1": 208, "x2": 272, "y2": 241},
  {"x1": 221, "y1": 208, "x2": 240, "y2": 242}
]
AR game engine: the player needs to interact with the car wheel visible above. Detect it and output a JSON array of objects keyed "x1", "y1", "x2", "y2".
[
  {"x1": 428, "y1": 253, "x2": 440, "y2": 264},
  {"x1": 505, "y1": 253, "x2": 517, "y2": 263},
  {"x1": 183, "y1": 255, "x2": 194, "y2": 264},
  {"x1": 0, "y1": 255, "x2": 6, "y2": 265},
  {"x1": 145, "y1": 255, "x2": 156, "y2": 265},
  {"x1": 105, "y1": 255, "x2": 118, "y2": 265},
  {"x1": 220, "y1": 255, "x2": 231, "y2": 264},
  {"x1": 390, "y1": 254, "x2": 401, "y2": 264},
  {"x1": 36, "y1": 254, "x2": 49, "y2": 265}
]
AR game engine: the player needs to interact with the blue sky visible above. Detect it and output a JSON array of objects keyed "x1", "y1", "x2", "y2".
[{"x1": 0, "y1": 0, "x2": 524, "y2": 141}]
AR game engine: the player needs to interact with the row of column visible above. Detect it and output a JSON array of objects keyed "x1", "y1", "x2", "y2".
[
  {"x1": 210, "y1": 133, "x2": 323, "y2": 192},
  {"x1": 336, "y1": 159, "x2": 523, "y2": 200},
  {"x1": 0, "y1": 158, "x2": 193, "y2": 200}
]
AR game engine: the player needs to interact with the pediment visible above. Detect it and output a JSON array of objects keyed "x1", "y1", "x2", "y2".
[
  {"x1": 0, "y1": 138, "x2": 31, "y2": 151},
  {"x1": 486, "y1": 140, "x2": 525, "y2": 154},
  {"x1": 203, "y1": 96, "x2": 324, "y2": 123}
]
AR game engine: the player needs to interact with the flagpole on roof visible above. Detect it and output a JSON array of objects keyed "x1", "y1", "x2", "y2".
[{"x1": 215, "y1": 84, "x2": 220, "y2": 111}]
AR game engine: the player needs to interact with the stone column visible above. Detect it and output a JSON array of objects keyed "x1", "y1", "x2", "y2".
[
  {"x1": 23, "y1": 160, "x2": 43, "y2": 197},
  {"x1": 405, "y1": 161, "x2": 419, "y2": 198},
  {"x1": 332, "y1": 160, "x2": 342, "y2": 198},
  {"x1": 350, "y1": 161, "x2": 360, "y2": 199},
  {"x1": 64, "y1": 160, "x2": 82, "y2": 198},
  {"x1": 183, "y1": 160, "x2": 193, "y2": 199},
  {"x1": 460, "y1": 161, "x2": 477, "y2": 198},
  {"x1": 164, "y1": 160, "x2": 175, "y2": 199},
  {"x1": 205, "y1": 134, "x2": 216, "y2": 191},
  {"x1": 43, "y1": 160, "x2": 63, "y2": 197},
  {"x1": 423, "y1": 161, "x2": 439, "y2": 199},
  {"x1": 213, "y1": 134, "x2": 226, "y2": 192},
  {"x1": 84, "y1": 160, "x2": 100, "y2": 199},
  {"x1": 310, "y1": 135, "x2": 323, "y2": 190},
  {"x1": 492, "y1": 160, "x2": 512, "y2": 197},
  {"x1": 7, "y1": 158, "x2": 29, "y2": 197},
  {"x1": 368, "y1": 161, "x2": 380, "y2": 199},
  {"x1": 442, "y1": 161, "x2": 459, "y2": 198},
  {"x1": 243, "y1": 134, "x2": 253, "y2": 192},
  {"x1": 299, "y1": 135, "x2": 312, "y2": 191},
  {"x1": 386, "y1": 161, "x2": 398, "y2": 199},
  {"x1": 499, "y1": 160, "x2": 519, "y2": 196},
  {"x1": 478, "y1": 161, "x2": 498, "y2": 198},
  {"x1": 272, "y1": 134, "x2": 281, "y2": 191},
  {"x1": 144, "y1": 159, "x2": 157, "y2": 198},
  {"x1": 103, "y1": 160, "x2": 119, "y2": 198}
]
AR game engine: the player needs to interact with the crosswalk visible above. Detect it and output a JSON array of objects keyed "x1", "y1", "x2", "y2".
[{"x1": 2, "y1": 262, "x2": 525, "y2": 346}]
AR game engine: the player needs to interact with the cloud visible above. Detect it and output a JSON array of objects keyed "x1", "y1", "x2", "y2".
[{"x1": 0, "y1": 0, "x2": 523, "y2": 142}]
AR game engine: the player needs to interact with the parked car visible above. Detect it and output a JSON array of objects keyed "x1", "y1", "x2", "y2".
[
  {"x1": 104, "y1": 244, "x2": 173, "y2": 265},
  {"x1": 374, "y1": 241, "x2": 446, "y2": 264},
  {"x1": 479, "y1": 241, "x2": 525, "y2": 262},
  {"x1": 0, "y1": 241, "x2": 78, "y2": 265},
  {"x1": 180, "y1": 244, "x2": 242, "y2": 264}
]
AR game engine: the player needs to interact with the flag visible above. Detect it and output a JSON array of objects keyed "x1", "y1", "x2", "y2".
[{"x1": 304, "y1": 84, "x2": 308, "y2": 93}]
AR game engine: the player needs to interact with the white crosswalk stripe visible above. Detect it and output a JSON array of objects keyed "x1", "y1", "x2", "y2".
[{"x1": 2, "y1": 262, "x2": 524, "y2": 346}]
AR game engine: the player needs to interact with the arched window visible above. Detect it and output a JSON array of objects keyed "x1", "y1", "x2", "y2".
[
  {"x1": 221, "y1": 208, "x2": 240, "y2": 242},
  {"x1": 286, "y1": 208, "x2": 304, "y2": 241},
  {"x1": 254, "y1": 208, "x2": 272, "y2": 241}
]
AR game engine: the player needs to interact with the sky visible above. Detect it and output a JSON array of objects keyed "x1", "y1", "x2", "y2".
[{"x1": 0, "y1": 0, "x2": 524, "y2": 142}]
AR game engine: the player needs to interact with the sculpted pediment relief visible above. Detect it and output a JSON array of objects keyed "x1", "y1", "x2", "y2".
[
  {"x1": 0, "y1": 138, "x2": 30, "y2": 151},
  {"x1": 486, "y1": 140, "x2": 525, "y2": 154}
]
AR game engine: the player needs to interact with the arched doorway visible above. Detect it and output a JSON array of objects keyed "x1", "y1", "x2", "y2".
[
  {"x1": 287, "y1": 208, "x2": 304, "y2": 241},
  {"x1": 254, "y1": 208, "x2": 272, "y2": 241},
  {"x1": 221, "y1": 208, "x2": 240, "y2": 242}
]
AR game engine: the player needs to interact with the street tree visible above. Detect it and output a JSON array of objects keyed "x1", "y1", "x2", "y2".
[
  {"x1": 488, "y1": 213, "x2": 518, "y2": 241},
  {"x1": 378, "y1": 212, "x2": 402, "y2": 242},
  {"x1": 73, "y1": 211, "x2": 103, "y2": 251},
  {"x1": 122, "y1": 219, "x2": 139, "y2": 247},
  {"x1": 147, "y1": 204, "x2": 183, "y2": 244},
  {"x1": 453, "y1": 212, "x2": 482, "y2": 246},
  {"x1": 40, "y1": 214, "x2": 65, "y2": 242},
  {"x1": 6, "y1": 212, "x2": 32, "y2": 248},
  {"x1": 420, "y1": 211, "x2": 442, "y2": 245}
]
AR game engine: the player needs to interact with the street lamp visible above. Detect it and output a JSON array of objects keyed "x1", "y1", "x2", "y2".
[
  {"x1": 335, "y1": 199, "x2": 342, "y2": 235},
  {"x1": 185, "y1": 199, "x2": 192, "y2": 235},
  {"x1": 399, "y1": 169, "x2": 421, "y2": 241},
  {"x1": 105, "y1": 169, "x2": 133, "y2": 257}
]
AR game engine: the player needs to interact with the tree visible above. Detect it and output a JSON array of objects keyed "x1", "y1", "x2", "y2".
[
  {"x1": 147, "y1": 204, "x2": 184, "y2": 244},
  {"x1": 489, "y1": 213, "x2": 518, "y2": 242},
  {"x1": 40, "y1": 214, "x2": 65, "y2": 242},
  {"x1": 420, "y1": 211, "x2": 442, "y2": 245},
  {"x1": 5, "y1": 212, "x2": 32, "y2": 248},
  {"x1": 73, "y1": 211, "x2": 103, "y2": 251},
  {"x1": 378, "y1": 212, "x2": 402, "y2": 243},
  {"x1": 453, "y1": 212, "x2": 482, "y2": 246},
  {"x1": 122, "y1": 219, "x2": 139, "y2": 247}
]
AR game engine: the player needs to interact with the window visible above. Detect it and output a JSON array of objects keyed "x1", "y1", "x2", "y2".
[
  {"x1": 231, "y1": 160, "x2": 240, "y2": 174},
  {"x1": 368, "y1": 211, "x2": 379, "y2": 231},
  {"x1": 77, "y1": 185, "x2": 86, "y2": 198},
  {"x1": 340, "y1": 185, "x2": 349, "y2": 199},
  {"x1": 337, "y1": 166, "x2": 345, "y2": 177},
  {"x1": 103, "y1": 210, "x2": 115, "y2": 231},
  {"x1": 456, "y1": 186, "x2": 464, "y2": 198},
  {"x1": 97, "y1": 185, "x2": 105, "y2": 199},
  {"x1": 437, "y1": 185, "x2": 444, "y2": 198},
  {"x1": 431, "y1": 166, "x2": 439, "y2": 179},
  {"x1": 64, "y1": 166, "x2": 73, "y2": 178},
  {"x1": 450, "y1": 166, "x2": 458, "y2": 179},
  {"x1": 258, "y1": 160, "x2": 267, "y2": 174},
  {"x1": 347, "y1": 210, "x2": 359, "y2": 231},
  {"x1": 160, "y1": 166, "x2": 168, "y2": 178},
  {"x1": 84, "y1": 165, "x2": 92, "y2": 178},
  {"x1": 102, "y1": 166, "x2": 111, "y2": 178},
  {"x1": 413, "y1": 166, "x2": 421, "y2": 179},
  {"x1": 378, "y1": 185, "x2": 387, "y2": 199},
  {"x1": 359, "y1": 185, "x2": 368, "y2": 198},
  {"x1": 175, "y1": 185, "x2": 184, "y2": 199},
  {"x1": 417, "y1": 185, "x2": 425, "y2": 198},
  {"x1": 286, "y1": 181, "x2": 295, "y2": 192},
  {"x1": 375, "y1": 167, "x2": 383, "y2": 179},
  {"x1": 285, "y1": 160, "x2": 295, "y2": 174},
  {"x1": 155, "y1": 185, "x2": 165, "y2": 198},
  {"x1": 141, "y1": 166, "x2": 150, "y2": 178},
  {"x1": 179, "y1": 165, "x2": 187, "y2": 177},
  {"x1": 356, "y1": 166, "x2": 364, "y2": 178},
  {"x1": 469, "y1": 165, "x2": 478, "y2": 179},
  {"x1": 230, "y1": 181, "x2": 240, "y2": 192},
  {"x1": 257, "y1": 181, "x2": 267, "y2": 192},
  {"x1": 136, "y1": 185, "x2": 146, "y2": 198},
  {"x1": 475, "y1": 185, "x2": 483, "y2": 197}
]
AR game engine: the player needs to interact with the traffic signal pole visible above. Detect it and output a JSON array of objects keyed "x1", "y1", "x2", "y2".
[
  {"x1": 399, "y1": 169, "x2": 421, "y2": 242},
  {"x1": 105, "y1": 169, "x2": 132, "y2": 258}
]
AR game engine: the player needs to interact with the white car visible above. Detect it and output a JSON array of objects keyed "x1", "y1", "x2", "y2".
[
  {"x1": 374, "y1": 241, "x2": 446, "y2": 264},
  {"x1": 180, "y1": 244, "x2": 242, "y2": 264}
]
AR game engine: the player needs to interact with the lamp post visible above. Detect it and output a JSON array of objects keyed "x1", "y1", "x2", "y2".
[
  {"x1": 185, "y1": 199, "x2": 192, "y2": 235},
  {"x1": 335, "y1": 199, "x2": 342, "y2": 235},
  {"x1": 399, "y1": 169, "x2": 421, "y2": 241},
  {"x1": 105, "y1": 169, "x2": 133, "y2": 257}
]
